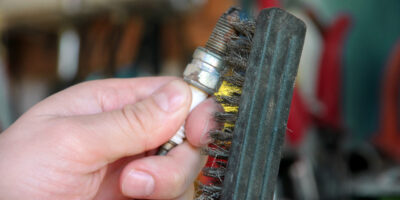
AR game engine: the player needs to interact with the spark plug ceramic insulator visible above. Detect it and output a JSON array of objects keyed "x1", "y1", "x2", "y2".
[{"x1": 157, "y1": 7, "x2": 239, "y2": 155}]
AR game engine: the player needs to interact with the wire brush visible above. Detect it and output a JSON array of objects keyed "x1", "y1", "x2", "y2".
[{"x1": 196, "y1": 7, "x2": 306, "y2": 200}]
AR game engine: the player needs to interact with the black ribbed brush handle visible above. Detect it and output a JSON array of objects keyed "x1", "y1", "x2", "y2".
[{"x1": 221, "y1": 8, "x2": 306, "y2": 200}]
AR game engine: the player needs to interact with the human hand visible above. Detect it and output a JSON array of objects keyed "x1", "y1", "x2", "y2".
[{"x1": 0, "y1": 77, "x2": 218, "y2": 200}]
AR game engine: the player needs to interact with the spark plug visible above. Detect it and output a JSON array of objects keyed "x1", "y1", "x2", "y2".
[{"x1": 157, "y1": 7, "x2": 239, "y2": 155}]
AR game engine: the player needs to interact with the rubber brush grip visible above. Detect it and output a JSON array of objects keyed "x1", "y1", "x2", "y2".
[{"x1": 221, "y1": 8, "x2": 306, "y2": 200}]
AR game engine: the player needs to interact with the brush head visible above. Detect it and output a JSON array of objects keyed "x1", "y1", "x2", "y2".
[
  {"x1": 197, "y1": 7, "x2": 306, "y2": 200},
  {"x1": 221, "y1": 8, "x2": 306, "y2": 200}
]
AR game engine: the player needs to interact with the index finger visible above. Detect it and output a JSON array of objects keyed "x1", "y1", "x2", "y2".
[{"x1": 28, "y1": 76, "x2": 179, "y2": 117}]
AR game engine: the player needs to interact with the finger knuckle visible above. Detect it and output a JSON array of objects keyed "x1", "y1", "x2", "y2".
[
  {"x1": 97, "y1": 87, "x2": 120, "y2": 112},
  {"x1": 121, "y1": 103, "x2": 152, "y2": 138}
]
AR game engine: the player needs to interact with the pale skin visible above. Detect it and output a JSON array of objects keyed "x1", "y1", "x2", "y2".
[{"x1": 0, "y1": 77, "x2": 218, "y2": 200}]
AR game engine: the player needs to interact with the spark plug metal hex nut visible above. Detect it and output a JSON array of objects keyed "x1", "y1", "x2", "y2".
[{"x1": 183, "y1": 47, "x2": 224, "y2": 94}]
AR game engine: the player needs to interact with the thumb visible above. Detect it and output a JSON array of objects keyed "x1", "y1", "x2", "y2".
[{"x1": 67, "y1": 80, "x2": 192, "y2": 165}]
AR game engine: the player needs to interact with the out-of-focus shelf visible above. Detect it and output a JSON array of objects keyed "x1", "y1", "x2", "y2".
[
  {"x1": 0, "y1": 0, "x2": 203, "y2": 29},
  {"x1": 0, "y1": 0, "x2": 143, "y2": 17},
  {"x1": 0, "y1": 0, "x2": 133, "y2": 29}
]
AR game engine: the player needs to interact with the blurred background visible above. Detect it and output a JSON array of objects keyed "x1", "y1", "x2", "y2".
[{"x1": 0, "y1": 0, "x2": 400, "y2": 199}]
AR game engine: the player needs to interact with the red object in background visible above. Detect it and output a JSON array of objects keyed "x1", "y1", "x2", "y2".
[
  {"x1": 258, "y1": 0, "x2": 280, "y2": 9},
  {"x1": 316, "y1": 15, "x2": 351, "y2": 129},
  {"x1": 286, "y1": 15, "x2": 351, "y2": 145},
  {"x1": 375, "y1": 40, "x2": 400, "y2": 161},
  {"x1": 286, "y1": 88, "x2": 311, "y2": 146}
]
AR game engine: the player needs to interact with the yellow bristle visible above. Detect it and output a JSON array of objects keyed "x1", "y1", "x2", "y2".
[{"x1": 214, "y1": 80, "x2": 241, "y2": 128}]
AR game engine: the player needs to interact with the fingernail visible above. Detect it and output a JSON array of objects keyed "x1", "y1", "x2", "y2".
[
  {"x1": 153, "y1": 80, "x2": 189, "y2": 112},
  {"x1": 200, "y1": 99, "x2": 222, "y2": 145},
  {"x1": 200, "y1": 120, "x2": 213, "y2": 145},
  {"x1": 122, "y1": 169, "x2": 155, "y2": 197}
]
